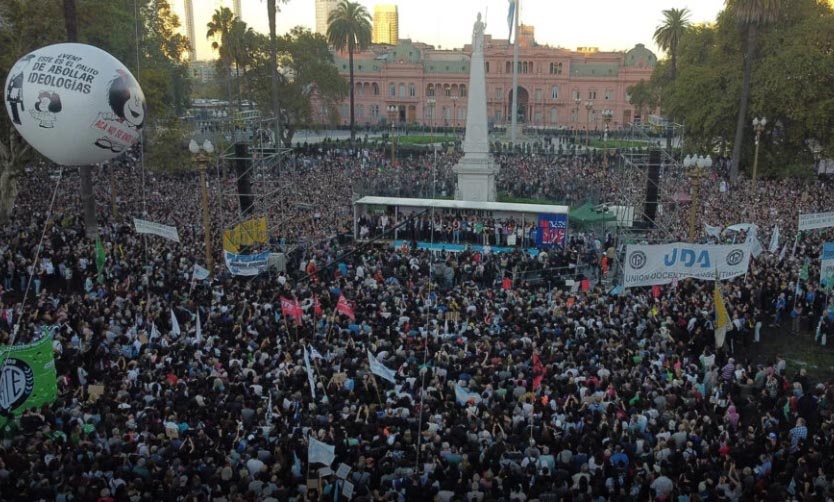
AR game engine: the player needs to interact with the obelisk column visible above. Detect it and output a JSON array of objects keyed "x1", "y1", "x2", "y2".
[{"x1": 454, "y1": 12, "x2": 498, "y2": 202}]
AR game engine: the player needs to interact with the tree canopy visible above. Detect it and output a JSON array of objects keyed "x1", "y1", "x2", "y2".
[
  {"x1": 650, "y1": 0, "x2": 834, "y2": 177},
  {"x1": 244, "y1": 27, "x2": 347, "y2": 147}
]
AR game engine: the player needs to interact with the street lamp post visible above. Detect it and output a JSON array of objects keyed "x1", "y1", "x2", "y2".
[
  {"x1": 573, "y1": 97, "x2": 581, "y2": 146},
  {"x1": 751, "y1": 116, "x2": 767, "y2": 185},
  {"x1": 390, "y1": 122, "x2": 396, "y2": 166},
  {"x1": 426, "y1": 98, "x2": 436, "y2": 161},
  {"x1": 602, "y1": 109, "x2": 613, "y2": 147},
  {"x1": 450, "y1": 95, "x2": 458, "y2": 138},
  {"x1": 189, "y1": 139, "x2": 215, "y2": 273},
  {"x1": 584, "y1": 101, "x2": 593, "y2": 147},
  {"x1": 684, "y1": 154, "x2": 712, "y2": 242}
]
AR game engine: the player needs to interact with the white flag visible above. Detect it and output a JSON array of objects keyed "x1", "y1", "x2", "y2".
[
  {"x1": 309, "y1": 347, "x2": 324, "y2": 360},
  {"x1": 192, "y1": 264, "x2": 210, "y2": 281},
  {"x1": 779, "y1": 243, "x2": 788, "y2": 262},
  {"x1": 304, "y1": 346, "x2": 317, "y2": 400},
  {"x1": 454, "y1": 384, "x2": 483, "y2": 406},
  {"x1": 704, "y1": 224, "x2": 723, "y2": 239},
  {"x1": 746, "y1": 227, "x2": 763, "y2": 258},
  {"x1": 367, "y1": 350, "x2": 397, "y2": 384},
  {"x1": 769, "y1": 226, "x2": 780, "y2": 254},
  {"x1": 150, "y1": 322, "x2": 160, "y2": 341},
  {"x1": 308, "y1": 436, "x2": 335, "y2": 466},
  {"x1": 507, "y1": 0, "x2": 517, "y2": 41},
  {"x1": 195, "y1": 311, "x2": 203, "y2": 345},
  {"x1": 170, "y1": 309, "x2": 181, "y2": 337}
]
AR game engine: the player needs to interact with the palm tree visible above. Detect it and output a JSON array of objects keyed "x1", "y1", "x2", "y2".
[
  {"x1": 265, "y1": 0, "x2": 287, "y2": 147},
  {"x1": 327, "y1": 0, "x2": 371, "y2": 142},
  {"x1": 653, "y1": 8, "x2": 691, "y2": 81},
  {"x1": 207, "y1": 7, "x2": 235, "y2": 69},
  {"x1": 726, "y1": 0, "x2": 783, "y2": 181},
  {"x1": 64, "y1": 0, "x2": 98, "y2": 238}
]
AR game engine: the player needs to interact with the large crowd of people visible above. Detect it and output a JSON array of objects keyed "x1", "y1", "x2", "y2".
[{"x1": 0, "y1": 143, "x2": 833, "y2": 502}]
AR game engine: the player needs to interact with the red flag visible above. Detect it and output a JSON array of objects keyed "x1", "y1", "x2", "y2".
[
  {"x1": 313, "y1": 295, "x2": 323, "y2": 318},
  {"x1": 280, "y1": 297, "x2": 302, "y2": 325},
  {"x1": 336, "y1": 294, "x2": 355, "y2": 320},
  {"x1": 501, "y1": 277, "x2": 512, "y2": 290},
  {"x1": 652, "y1": 285, "x2": 661, "y2": 298},
  {"x1": 532, "y1": 353, "x2": 546, "y2": 391}
]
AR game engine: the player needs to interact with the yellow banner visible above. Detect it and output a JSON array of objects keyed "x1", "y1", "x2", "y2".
[{"x1": 223, "y1": 216, "x2": 268, "y2": 253}]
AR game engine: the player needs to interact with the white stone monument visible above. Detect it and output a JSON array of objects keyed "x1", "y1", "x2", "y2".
[{"x1": 454, "y1": 12, "x2": 499, "y2": 202}]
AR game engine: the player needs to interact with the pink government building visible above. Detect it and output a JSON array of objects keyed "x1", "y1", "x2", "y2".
[{"x1": 324, "y1": 25, "x2": 657, "y2": 132}]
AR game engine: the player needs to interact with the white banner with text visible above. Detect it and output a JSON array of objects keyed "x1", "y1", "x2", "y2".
[{"x1": 624, "y1": 243, "x2": 752, "y2": 288}]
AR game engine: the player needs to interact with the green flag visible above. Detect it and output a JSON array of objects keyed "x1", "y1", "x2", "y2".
[
  {"x1": 95, "y1": 237, "x2": 106, "y2": 283},
  {"x1": 0, "y1": 329, "x2": 58, "y2": 428},
  {"x1": 799, "y1": 259, "x2": 810, "y2": 282}
]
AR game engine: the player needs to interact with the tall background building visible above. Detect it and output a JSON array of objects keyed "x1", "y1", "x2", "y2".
[
  {"x1": 372, "y1": 5, "x2": 398, "y2": 45},
  {"x1": 315, "y1": 0, "x2": 338, "y2": 36},
  {"x1": 182, "y1": 0, "x2": 243, "y2": 61},
  {"x1": 183, "y1": 0, "x2": 197, "y2": 60}
]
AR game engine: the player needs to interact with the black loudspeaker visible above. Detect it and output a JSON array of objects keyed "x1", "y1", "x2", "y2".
[
  {"x1": 234, "y1": 142, "x2": 254, "y2": 216},
  {"x1": 643, "y1": 148, "x2": 661, "y2": 226}
]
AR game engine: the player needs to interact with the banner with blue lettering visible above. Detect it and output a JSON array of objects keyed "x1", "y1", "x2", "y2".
[
  {"x1": 536, "y1": 214, "x2": 567, "y2": 248},
  {"x1": 821, "y1": 242, "x2": 834, "y2": 287},
  {"x1": 623, "y1": 243, "x2": 752, "y2": 288},
  {"x1": 223, "y1": 251, "x2": 270, "y2": 276}
]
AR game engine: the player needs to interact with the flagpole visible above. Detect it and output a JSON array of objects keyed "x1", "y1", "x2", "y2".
[
  {"x1": 510, "y1": 0, "x2": 520, "y2": 145},
  {"x1": 325, "y1": 305, "x2": 338, "y2": 344}
]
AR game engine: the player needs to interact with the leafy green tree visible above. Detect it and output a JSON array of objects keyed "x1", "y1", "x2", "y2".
[
  {"x1": 658, "y1": 0, "x2": 834, "y2": 173},
  {"x1": 0, "y1": 0, "x2": 194, "y2": 224},
  {"x1": 1, "y1": 1, "x2": 64, "y2": 223},
  {"x1": 327, "y1": 0, "x2": 371, "y2": 142},
  {"x1": 144, "y1": 117, "x2": 193, "y2": 172},
  {"x1": 246, "y1": 27, "x2": 347, "y2": 146},
  {"x1": 264, "y1": 0, "x2": 289, "y2": 147},
  {"x1": 627, "y1": 80, "x2": 659, "y2": 122},
  {"x1": 653, "y1": 8, "x2": 691, "y2": 81},
  {"x1": 725, "y1": 0, "x2": 784, "y2": 180}
]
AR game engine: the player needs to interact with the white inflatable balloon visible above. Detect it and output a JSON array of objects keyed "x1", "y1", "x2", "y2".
[{"x1": 4, "y1": 43, "x2": 146, "y2": 166}]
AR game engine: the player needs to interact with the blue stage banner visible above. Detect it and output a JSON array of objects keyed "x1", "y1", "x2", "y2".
[{"x1": 536, "y1": 214, "x2": 567, "y2": 248}]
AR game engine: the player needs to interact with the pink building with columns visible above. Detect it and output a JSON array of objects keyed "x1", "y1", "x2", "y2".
[{"x1": 325, "y1": 25, "x2": 657, "y2": 131}]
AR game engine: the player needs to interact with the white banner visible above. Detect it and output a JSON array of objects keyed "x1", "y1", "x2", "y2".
[
  {"x1": 223, "y1": 251, "x2": 269, "y2": 276},
  {"x1": 624, "y1": 243, "x2": 752, "y2": 288},
  {"x1": 133, "y1": 218, "x2": 180, "y2": 242},
  {"x1": 821, "y1": 243, "x2": 834, "y2": 286},
  {"x1": 799, "y1": 212, "x2": 834, "y2": 231}
]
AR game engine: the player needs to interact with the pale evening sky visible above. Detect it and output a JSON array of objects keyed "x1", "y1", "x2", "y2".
[{"x1": 178, "y1": 0, "x2": 727, "y2": 60}]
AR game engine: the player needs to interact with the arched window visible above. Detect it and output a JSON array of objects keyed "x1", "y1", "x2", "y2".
[
  {"x1": 372, "y1": 83, "x2": 380, "y2": 95},
  {"x1": 389, "y1": 83, "x2": 396, "y2": 97},
  {"x1": 551, "y1": 86, "x2": 559, "y2": 100},
  {"x1": 444, "y1": 84, "x2": 451, "y2": 97},
  {"x1": 549, "y1": 108, "x2": 558, "y2": 124},
  {"x1": 409, "y1": 83, "x2": 416, "y2": 97},
  {"x1": 426, "y1": 84, "x2": 435, "y2": 97},
  {"x1": 399, "y1": 83, "x2": 406, "y2": 97},
  {"x1": 451, "y1": 84, "x2": 459, "y2": 97},
  {"x1": 355, "y1": 83, "x2": 363, "y2": 96},
  {"x1": 459, "y1": 84, "x2": 467, "y2": 97},
  {"x1": 506, "y1": 61, "x2": 512, "y2": 74},
  {"x1": 485, "y1": 61, "x2": 490, "y2": 73}
]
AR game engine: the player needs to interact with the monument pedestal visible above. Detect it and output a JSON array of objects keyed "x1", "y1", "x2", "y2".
[{"x1": 454, "y1": 154, "x2": 498, "y2": 202}]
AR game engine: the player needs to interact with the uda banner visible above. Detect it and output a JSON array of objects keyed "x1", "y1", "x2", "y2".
[
  {"x1": 0, "y1": 329, "x2": 58, "y2": 428},
  {"x1": 623, "y1": 243, "x2": 752, "y2": 288},
  {"x1": 536, "y1": 214, "x2": 567, "y2": 248},
  {"x1": 223, "y1": 251, "x2": 269, "y2": 276},
  {"x1": 821, "y1": 243, "x2": 834, "y2": 287}
]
